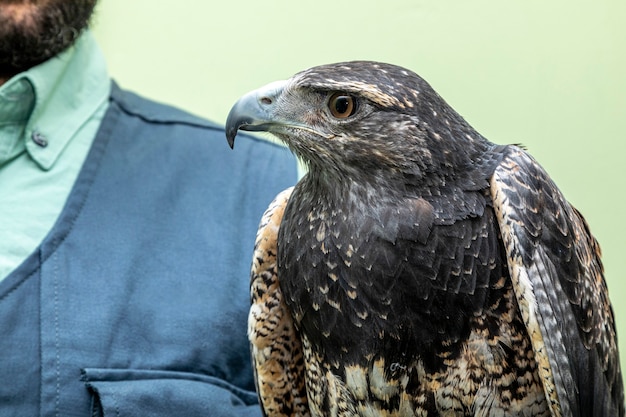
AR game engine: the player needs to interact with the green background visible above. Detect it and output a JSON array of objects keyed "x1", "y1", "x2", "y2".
[{"x1": 92, "y1": 0, "x2": 625, "y2": 370}]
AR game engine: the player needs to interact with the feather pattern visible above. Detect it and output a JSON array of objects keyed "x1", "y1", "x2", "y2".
[
  {"x1": 490, "y1": 146, "x2": 623, "y2": 417},
  {"x1": 226, "y1": 60, "x2": 623, "y2": 417}
]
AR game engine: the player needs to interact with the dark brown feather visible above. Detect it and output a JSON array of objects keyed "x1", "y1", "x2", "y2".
[
  {"x1": 227, "y1": 60, "x2": 623, "y2": 417},
  {"x1": 491, "y1": 146, "x2": 624, "y2": 417}
]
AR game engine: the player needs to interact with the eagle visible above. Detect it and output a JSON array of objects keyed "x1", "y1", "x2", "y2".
[{"x1": 225, "y1": 61, "x2": 624, "y2": 417}]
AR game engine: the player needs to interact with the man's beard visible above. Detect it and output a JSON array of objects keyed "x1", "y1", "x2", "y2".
[{"x1": 0, "y1": 0, "x2": 98, "y2": 78}]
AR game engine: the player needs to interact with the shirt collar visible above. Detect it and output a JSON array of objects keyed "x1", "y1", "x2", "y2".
[{"x1": 0, "y1": 30, "x2": 110, "y2": 170}]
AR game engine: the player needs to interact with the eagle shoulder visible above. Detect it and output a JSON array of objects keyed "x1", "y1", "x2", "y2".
[{"x1": 490, "y1": 145, "x2": 624, "y2": 417}]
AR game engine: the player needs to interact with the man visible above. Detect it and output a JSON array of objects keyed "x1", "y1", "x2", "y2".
[{"x1": 0, "y1": 1, "x2": 297, "y2": 416}]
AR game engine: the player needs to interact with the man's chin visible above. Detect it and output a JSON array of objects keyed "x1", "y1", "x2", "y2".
[{"x1": 0, "y1": 0, "x2": 97, "y2": 77}]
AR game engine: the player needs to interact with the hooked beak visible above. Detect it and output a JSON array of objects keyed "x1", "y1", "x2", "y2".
[{"x1": 225, "y1": 80, "x2": 288, "y2": 149}]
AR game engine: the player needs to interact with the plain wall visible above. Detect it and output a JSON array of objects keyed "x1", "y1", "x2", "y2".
[{"x1": 92, "y1": 0, "x2": 626, "y2": 375}]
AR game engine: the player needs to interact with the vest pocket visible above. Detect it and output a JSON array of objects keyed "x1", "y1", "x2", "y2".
[{"x1": 81, "y1": 368, "x2": 259, "y2": 416}]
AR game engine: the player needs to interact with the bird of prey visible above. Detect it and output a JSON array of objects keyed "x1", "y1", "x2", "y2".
[{"x1": 225, "y1": 61, "x2": 623, "y2": 417}]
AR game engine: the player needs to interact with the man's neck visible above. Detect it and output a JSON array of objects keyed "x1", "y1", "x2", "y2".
[
  {"x1": 0, "y1": 67, "x2": 22, "y2": 86},
  {"x1": 0, "y1": 72, "x2": 17, "y2": 86}
]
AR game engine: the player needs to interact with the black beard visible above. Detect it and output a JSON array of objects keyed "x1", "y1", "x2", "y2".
[{"x1": 0, "y1": 0, "x2": 98, "y2": 78}]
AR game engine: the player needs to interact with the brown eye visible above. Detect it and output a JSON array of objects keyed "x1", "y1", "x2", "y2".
[{"x1": 328, "y1": 93, "x2": 357, "y2": 119}]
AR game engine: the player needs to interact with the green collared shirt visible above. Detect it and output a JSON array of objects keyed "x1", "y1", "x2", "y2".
[{"x1": 0, "y1": 31, "x2": 110, "y2": 281}]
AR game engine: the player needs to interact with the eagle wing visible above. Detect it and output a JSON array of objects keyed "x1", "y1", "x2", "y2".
[
  {"x1": 490, "y1": 146, "x2": 624, "y2": 417},
  {"x1": 248, "y1": 187, "x2": 310, "y2": 417}
]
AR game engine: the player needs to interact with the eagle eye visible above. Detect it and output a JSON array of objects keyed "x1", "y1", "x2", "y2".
[{"x1": 328, "y1": 93, "x2": 357, "y2": 119}]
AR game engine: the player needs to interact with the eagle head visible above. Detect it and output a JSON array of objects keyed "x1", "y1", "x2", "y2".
[{"x1": 226, "y1": 61, "x2": 493, "y2": 187}]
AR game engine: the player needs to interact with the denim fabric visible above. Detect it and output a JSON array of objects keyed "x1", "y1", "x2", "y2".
[{"x1": 0, "y1": 82, "x2": 298, "y2": 416}]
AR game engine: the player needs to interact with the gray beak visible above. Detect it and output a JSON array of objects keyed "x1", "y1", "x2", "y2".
[{"x1": 225, "y1": 80, "x2": 288, "y2": 149}]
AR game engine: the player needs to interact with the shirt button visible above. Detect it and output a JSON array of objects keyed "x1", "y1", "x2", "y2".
[{"x1": 31, "y1": 131, "x2": 48, "y2": 147}]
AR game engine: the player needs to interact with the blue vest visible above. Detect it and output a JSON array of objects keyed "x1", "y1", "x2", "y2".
[{"x1": 0, "y1": 83, "x2": 298, "y2": 416}]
